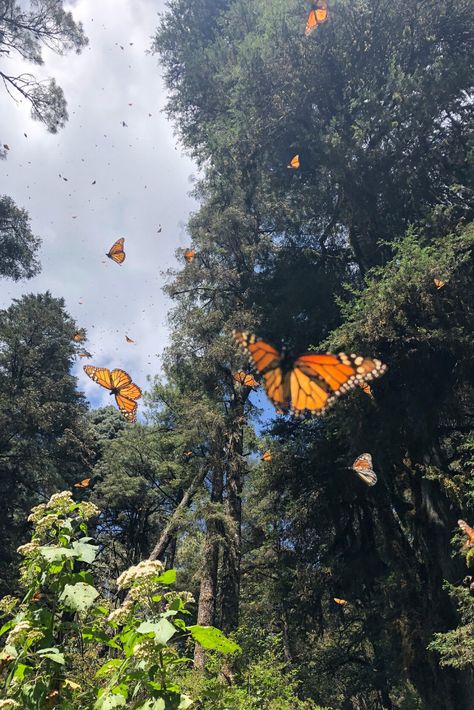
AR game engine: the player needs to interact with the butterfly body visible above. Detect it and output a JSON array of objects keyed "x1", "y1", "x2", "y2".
[
  {"x1": 106, "y1": 237, "x2": 126, "y2": 264},
  {"x1": 83, "y1": 365, "x2": 141, "y2": 422},
  {"x1": 232, "y1": 331, "x2": 387, "y2": 416}
]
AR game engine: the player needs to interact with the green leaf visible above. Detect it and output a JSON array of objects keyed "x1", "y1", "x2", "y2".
[
  {"x1": 136, "y1": 618, "x2": 177, "y2": 645},
  {"x1": 179, "y1": 696, "x2": 194, "y2": 709},
  {"x1": 188, "y1": 625, "x2": 240, "y2": 654},
  {"x1": 95, "y1": 658, "x2": 124, "y2": 678},
  {"x1": 156, "y1": 569, "x2": 177, "y2": 585},
  {"x1": 13, "y1": 662, "x2": 30, "y2": 680},
  {"x1": 37, "y1": 648, "x2": 65, "y2": 664},
  {"x1": 39, "y1": 546, "x2": 75, "y2": 562},
  {"x1": 71, "y1": 539, "x2": 98, "y2": 564},
  {"x1": 139, "y1": 701, "x2": 166, "y2": 710},
  {"x1": 95, "y1": 694, "x2": 127, "y2": 710},
  {"x1": 59, "y1": 583, "x2": 99, "y2": 612}
]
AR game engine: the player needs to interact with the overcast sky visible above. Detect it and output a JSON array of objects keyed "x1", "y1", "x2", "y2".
[{"x1": 0, "y1": 0, "x2": 198, "y2": 412}]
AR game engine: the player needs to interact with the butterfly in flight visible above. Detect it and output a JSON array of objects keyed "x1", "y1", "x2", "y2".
[
  {"x1": 305, "y1": 0, "x2": 328, "y2": 36},
  {"x1": 358, "y1": 381, "x2": 374, "y2": 399},
  {"x1": 78, "y1": 349, "x2": 92, "y2": 359},
  {"x1": 83, "y1": 366, "x2": 141, "y2": 422},
  {"x1": 333, "y1": 598, "x2": 348, "y2": 606},
  {"x1": 351, "y1": 453, "x2": 377, "y2": 486},
  {"x1": 125, "y1": 335, "x2": 135, "y2": 343},
  {"x1": 74, "y1": 478, "x2": 91, "y2": 489},
  {"x1": 73, "y1": 331, "x2": 86, "y2": 342},
  {"x1": 261, "y1": 450, "x2": 272, "y2": 462},
  {"x1": 287, "y1": 154, "x2": 300, "y2": 169},
  {"x1": 233, "y1": 370, "x2": 258, "y2": 388},
  {"x1": 106, "y1": 238, "x2": 126, "y2": 264},
  {"x1": 232, "y1": 331, "x2": 387, "y2": 417},
  {"x1": 184, "y1": 248, "x2": 196, "y2": 263},
  {"x1": 458, "y1": 520, "x2": 474, "y2": 548},
  {"x1": 434, "y1": 278, "x2": 446, "y2": 290}
]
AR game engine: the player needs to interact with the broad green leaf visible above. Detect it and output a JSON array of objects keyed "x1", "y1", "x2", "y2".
[
  {"x1": 95, "y1": 658, "x2": 124, "y2": 678},
  {"x1": 179, "y1": 695, "x2": 194, "y2": 709},
  {"x1": 188, "y1": 625, "x2": 240, "y2": 654},
  {"x1": 136, "y1": 617, "x2": 177, "y2": 645},
  {"x1": 59, "y1": 583, "x2": 99, "y2": 612},
  {"x1": 71, "y1": 539, "x2": 98, "y2": 564},
  {"x1": 95, "y1": 694, "x2": 127, "y2": 710},
  {"x1": 37, "y1": 647, "x2": 65, "y2": 664},
  {"x1": 156, "y1": 569, "x2": 177, "y2": 585},
  {"x1": 140, "y1": 700, "x2": 166, "y2": 710},
  {"x1": 13, "y1": 662, "x2": 30, "y2": 680},
  {"x1": 39, "y1": 546, "x2": 75, "y2": 562}
]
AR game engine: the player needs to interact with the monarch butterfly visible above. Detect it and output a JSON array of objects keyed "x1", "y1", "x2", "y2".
[
  {"x1": 184, "y1": 248, "x2": 196, "y2": 263},
  {"x1": 232, "y1": 331, "x2": 387, "y2": 417},
  {"x1": 358, "y1": 381, "x2": 374, "y2": 399},
  {"x1": 261, "y1": 450, "x2": 272, "y2": 462},
  {"x1": 333, "y1": 597, "x2": 348, "y2": 605},
  {"x1": 434, "y1": 278, "x2": 446, "y2": 290},
  {"x1": 287, "y1": 154, "x2": 300, "y2": 169},
  {"x1": 74, "y1": 478, "x2": 91, "y2": 489},
  {"x1": 83, "y1": 365, "x2": 141, "y2": 422},
  {"x1": 78, "y1": 349, "x2": 92, "y2": 359},
  {"x1": 125, "y1": 335, "x2": 135, "y2": 343},
  {"x1": 305, "y1": 0, "x2": 328, "y2": 35},
  {"x1": 351, "y1": 453, "x2": 377, "y2": 486},
  {"x1": 458, "y1": 520, "x2": 474, "y2": 548},
  {"x1": 233, "y1": 370, "x2": 258, "y2": 388},
  {"x1": 73, "y1": 331, "x2": 85, "y2": 342},
  {"x1": 106, "y1": 237, "x2": 126, "y2": 264}
]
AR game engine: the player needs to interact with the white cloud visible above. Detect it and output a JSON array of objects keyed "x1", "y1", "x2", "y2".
[{"x1": 0, "y1": 0, "x2": 198, "y2": 413}]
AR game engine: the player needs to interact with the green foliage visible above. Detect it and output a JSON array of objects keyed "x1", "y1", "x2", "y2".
[
  {"x1": 429, "y1": 584, "x2": 474, "y2": 670},
  {"x1": 0, "y1": 0, "x2": 88, "y2": 131},
  {"x1": 0, "y1": 195, "x2": 41, "y2": 280},
  {"x1": 0, "y1": 494, "x2": 239, "y2": 709}
]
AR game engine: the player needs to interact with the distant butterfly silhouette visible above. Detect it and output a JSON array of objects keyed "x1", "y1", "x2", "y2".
[
  {"x1": 287, "y1": 154, "x2": 300, "y2": 169},
  {"x1": 184, "y1": 248, "x2": 196, "y2": 263},
  {"x1": 78, "y1": 349, "x2": 92, "y2": 359},
  {"x1": 74, "y1": 478, "x2": 91, "y2": 489},
  {"x1": 84, "y1": 365, "x2": 141, "y2": 422},
  {"x1": 125, "y1": 335, "x2": 135, "y2": 343},
  {"x1": 458, "y1": 520, "x2": 474, "y2": 548},
  {"x1": 106, "y1": 238, "x2": 126, "y2": 264},
  {"x1": 333, "y1": 598, "x2": 348, "y2": 606},
  {"x1": 232, "y1": 331, "x2": 387, "y2": 416},
  {"x1": 73, "y1": 331, "x2": 86, "y2": 342},
  {"x1": 351, "y1": 453, "x2": 377, "y2": 486},
  {"x1": 434, "y1": 278, "x2": 446, "y2": 290},
  {"x1": 305, "y1": 0, "x2": 328, "y2": 35},
  {"x1": 261, "y1": 450, "x2": 272, "y2": 462},
  {"x1": 233, "y1": 370, "x2": 258, "y2": 388}
]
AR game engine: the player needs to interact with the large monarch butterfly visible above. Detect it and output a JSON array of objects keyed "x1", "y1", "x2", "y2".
[
  {"x1": 351, "y1": 453, "x2": 377, "y2": 486},
  {"x1": 184, "y1": 248, "x2": 196, "y2": 263},
  {"x1": 305, "y1": 0, "x2": 328, "y2": 35},
  {"x1": 83, "y1": 365, "x2": 141, "y2": 422},
  {"x1": 106, "y1": 237, "x2": 126, "y2": 264},
  {"x1": 458, "y1": 520, "x2": 474, "y2": 548},
  {"x1": 287, "y1": 154, "x2": 300, "y2": 169},
  {"x1": 232, "y1": 331, "x2": 387, "y2": 417},
  {"x1": 233, "y1": 370, "x2": 258, "y2": 388}
]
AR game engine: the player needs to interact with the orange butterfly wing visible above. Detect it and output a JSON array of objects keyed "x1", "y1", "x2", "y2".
[
  {"x1": 305, "y1": 1, "x2": 328, "y2": 35},
  {"x1": 233, "y1": 370, "x2": 257, "y2": 387},
  {"x1": 458, "y1": 520, "x2": 474, "y2": 547},
  {"x1": 83, "y1": 365, "x2": 113, "y2": 390},
  {"x1": 184, "y1": 248, "x2": 196, "y2": 263},
  {"x1": 352, "y1": 453, "x2": 377, "y2": 486},
  {"x1": 434, "y1": 278, "x2": 446, "y2": 290},
  {"x1": 288, "y1": 154, "x2": 300, "y2": 169},
  {"x1": 232, "y1": 331, "x2": 287, "y2": 407},
  {"x1": 358, "y1": 381, "x2": 374, "y2": 398},
  {"x1": 261, "y1": 450, "x2": 272, "y2": 462},
  {"x1": 74, "y1": 478, "x2": 91, "y2": 489},
  {"x1": 73, "y1": 332, "x2": 85, "y2": 342},
  {"x1": 107, "y1": 238, "x2": 126, "y2": 264},
  {"x1": 115, "y1": 394, "x2": 138, "y2": 422},
  {"x1": 333, "y1": 598, "x2": 348, "y2": 605}
]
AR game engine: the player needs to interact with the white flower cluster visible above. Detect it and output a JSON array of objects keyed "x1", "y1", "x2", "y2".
[
  {"x1": 27, "y1": 503, "x2": 47, "y2": 524},
  {"x1": 46, "y1": 491, "x2": 74, "y2": 512},
  {"x1": 0, "y1": 699, "x2": 20, "y2": 708},
  {"x1": 107, "y1": 598, "x2": 134, "y2": 625},
  {"x1": 116, "y1": 560, "x2": 164, "y2": 591},
  {"x1": 34, "y1": 513, "x2": 60, "y2": 533},
  {"x1": 6, "y1": 620, "x2": 32, "y2": 645},
  {"x1": 16, "y1": 541, "x2": 40, "y2": 556},
  {"x1": 0, "y1": 596, "x2": 19, "y2": 615},
  {"x1": 80, "y1": 501, "x2": 100, "y2": 520},
  {"x1": 164, "y1": 591, "x2": 195, "y2": 606}
]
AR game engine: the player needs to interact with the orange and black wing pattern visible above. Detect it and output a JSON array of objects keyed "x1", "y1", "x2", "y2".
[
  {"x1": 233, "y1": 331, "x2": 387, "y2": 416},
  {"x1": 74, "y1": 478, "x2": 91, "y2": 489},
  {"x1": 184, "y1": 248, "x2": 196, "y2": 263},
  {"x1": 305, "y1": 0, "x2": 328, "y2": 35},
  {"x1": 261, "y1": 450, "x2": 272, "y2": 462},
  {"x1": 288, "y1": 154, "x2": 300, "y2": 169},
  {"x1": 434, "y1": 278, "x2": 446, "y2": 290},
  {"x1": 106, "y1": 237, "x2": 126, "y2": 264},
  {"x1": 333, "y1": 597, "x2": 348, "y2": 606},
  {"x1": 352, "y1": 453, "x2": 377, "y2": 486},
  {"x1": 84, "y1": 366, "x2": 141, "y2": 422},
  {"x1": 458, "y1": 520, "x2": 474, "y2": 548},
  {"x1": 233, "y1": 370, "x2": 258, "y2": 388}
]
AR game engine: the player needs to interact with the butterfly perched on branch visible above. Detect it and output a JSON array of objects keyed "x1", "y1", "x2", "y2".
[
  {"x1": 351, "y1": 453, "x2": 377, "y2": 486},
  {"x1": 106, "y1": 238, "x2": 126, "y2": 264},
  {"x1": 305, "y1": 0, "x2": 328, "y2": 36},
  {"x1": 84, "y1": 366, "x2": 141, "y2": 422},
  {"x1": 232, "y1": 331, "x2": 387, "y2": 417},
  {"x1": 233, "y1": 370, "x2": 258, "y2": 388}
]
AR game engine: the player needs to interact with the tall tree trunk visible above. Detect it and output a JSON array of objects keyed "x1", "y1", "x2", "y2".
[{"x1": 194, "y1": 463, "x2": 224, "y2": 670}]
